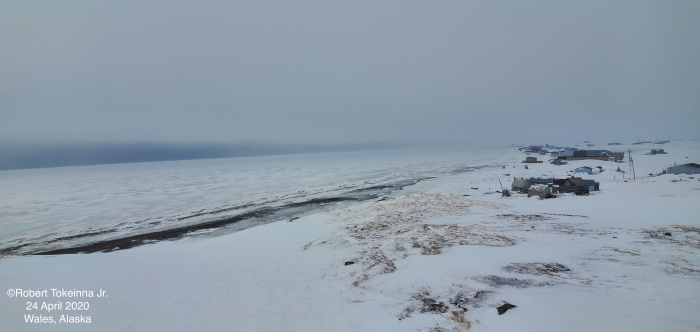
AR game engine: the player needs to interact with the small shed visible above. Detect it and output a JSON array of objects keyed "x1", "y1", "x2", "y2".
[
  {"x1": 667, "y1": 163, "x2": 700, "y2": 175},
  {"x1": 511, "y1": 178, "x2": 531, "y2": 193}
]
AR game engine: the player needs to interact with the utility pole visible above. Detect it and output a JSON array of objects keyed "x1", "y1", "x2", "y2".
[{"x1": 628, "y1": 149, "x2": 636, "y2": 179}]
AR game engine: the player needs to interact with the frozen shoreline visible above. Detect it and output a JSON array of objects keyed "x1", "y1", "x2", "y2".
[
  {"x1": 1, "y1": 142, "x2": 700, "y2": 331},
  {"x1": 0, "y1": 146, "x2": 508, "y2": 256},
  {"x1": 24, "y1": 178, "x2": 429, "y2": 255}
]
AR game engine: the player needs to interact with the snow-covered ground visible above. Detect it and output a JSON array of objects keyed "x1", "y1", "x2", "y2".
[{"x1": 1, "y1": 141, "x2": 699, "y2": 331}]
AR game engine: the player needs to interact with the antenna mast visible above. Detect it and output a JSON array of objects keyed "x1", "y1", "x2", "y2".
[{"x1": 628, "y1": 148, "x2": 636, "y2": 179}]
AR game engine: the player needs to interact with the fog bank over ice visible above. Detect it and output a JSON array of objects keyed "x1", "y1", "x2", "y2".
[{"x1": 0, "y1": 142, "x2": 419, "y2": 170}]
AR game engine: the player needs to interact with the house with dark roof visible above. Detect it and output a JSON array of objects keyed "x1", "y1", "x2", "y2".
[
  {"x1": 558, "y1": 150, "x2": 611, "y2": 161},
  {"x1": 667, "y1": 163, "x2": 700, "y2": 175},
  {"x1": 560, "y1": 177, "x2": 590, "y2": 195}
]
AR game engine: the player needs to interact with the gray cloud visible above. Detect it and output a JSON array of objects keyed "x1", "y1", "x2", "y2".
[{"x1": 1, "y1": 1, "x2": 699, "y2": 148}]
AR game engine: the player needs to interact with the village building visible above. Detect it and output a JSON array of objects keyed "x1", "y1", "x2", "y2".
[
  {"x1": 524, "y1": 156, "x2": 543, "y2": 163},
  {"x1": 609, "y1": 152, "x2": 625, "y2": 161},
  {"x1": 529, "y1": 177, "x2": 554, "y2": 185},
  {"x1": 666, "y1": 163, "x2": 700, "y2": 175},
  {"x1": 527, "y1": 146, "x2": 542, "y2": 153},
  {"x1": 574, "y1": 166, "x2": 593, "y2": 174},
  {"x1": 527, "y1": 184, "x2": 553, "y2": 199},
  {"x1": 560, "y1": 177, "x2": 590, "y2": 195},
  {"x1": 583, "y1": 179, "x2": 600, "y2": 191},
  {"x1": 557, "y1": 150, "x2": 611, "y2": 161},
  {"x1": 528, "y1": 177, "x2": 598, "y2": 194},
  {"x1": 553, "y1": 179, "x2": 566, "y2": 193},
  {"x1": 511, "y1": 178, "x2": 531, "y2": 193}
]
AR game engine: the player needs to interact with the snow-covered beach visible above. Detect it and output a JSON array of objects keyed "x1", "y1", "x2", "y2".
[{"x1": 2, "y1": 141, "x2": 700, "y2": 331}]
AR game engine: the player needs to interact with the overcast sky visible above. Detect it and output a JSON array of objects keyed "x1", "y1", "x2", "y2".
[{"x1": 2, "y1": 1, "x2": 699, "y2": 148}]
